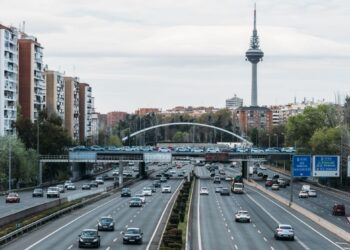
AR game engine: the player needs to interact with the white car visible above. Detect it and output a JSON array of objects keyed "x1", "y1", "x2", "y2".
[
  {"x1": 162, "y1": 185, "x2": 172, "y2": 193},
  {"x1": 199, "y1": 187, "x2": 209, "y2": 195},
  {"x1": 235, "y1": 210, "x2": 251, "y2": 223},
  {"x1": 64, "y1": 180, "x2": 73, "y2": 188},
  {"x1": 158, "y1": 147, "x2": 171, "y2": 153},
  {"x1": 142, "y1": 187, "x2": 152, "y2": 196},
  {"x1": 95, "y1": 177, "x2": 104, "y2": 185},
  {"x1": 271, "y1": 184, "x2": 280, "y2": 190},
  {"x1": 259, "y1": 165, "x2": 267, "y2": 170},
  {"x1": 299, "y1": 190, "x2": 309, "y2": 198},
  {"x1": 67, "y1": 184, "x2": 76, "y2": 190},
  {"x1": 308, "y1": 189, "x2": 317, "y2": 197},
  {"x1": 135, "y1": 193, "x2": 146, "y2": 203}
]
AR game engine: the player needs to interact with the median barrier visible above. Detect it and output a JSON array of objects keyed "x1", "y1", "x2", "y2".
[{"x1": 245, "y1": 179, "x2": 350, "y2": 243}]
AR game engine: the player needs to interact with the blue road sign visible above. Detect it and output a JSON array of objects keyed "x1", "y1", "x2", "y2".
[
  {"x1": 292, "y1": 155, "x2": 311, "y2": 177},
  {"x1": 312, "y1": 155, "x2": 340, "y2": 177}
]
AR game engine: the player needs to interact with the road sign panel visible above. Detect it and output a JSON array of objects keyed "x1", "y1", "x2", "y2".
[
  {"x1": 312, "y1": 155, "x2": 340, "y2": 177},
  {"x1": 292, "y1": 155, "x2": 311, "y2": 177}
]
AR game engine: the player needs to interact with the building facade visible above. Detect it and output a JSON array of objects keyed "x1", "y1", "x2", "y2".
[
  {"x1": 64, "y1": 76, "x2": 80, "y2": 141},
  {"x1": 135, "y1": 108, "x2": 160, "y2": 116},
  {"x1": 226, "y1": 94, "x2": 243, "y2": 109},
  {"x1": 0, "y1": 24, "x2": 18, "y2": 135},
  {"x1": 236, "y1": 106, "x2": 272, "y2": 133},
  {"x1": 79, "y1": 83, "x2": 92, "y2": 142},
  {"x1": 18, "y1": 33, "x2": 45, "y2": 122},
  {"x1": 106, "y1": 111, "x2": 127, "y2": 128},
  {"x1": 45, "y1": 70, "x2": 65, "y2": 121}
]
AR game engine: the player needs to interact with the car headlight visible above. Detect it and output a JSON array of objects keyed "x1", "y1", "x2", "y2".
[
  {"x1": 79, "y1": 238, "x2": 84, "y2": 242},
  {"x1": 93, "y1": 238, "x2": 98, "y2": 242},
  {"x1": 98, "y1": 223, "x2": 102, "y2": 227},
  {"x1": 136, "y1": 236, "x2": 140, "y2": 239},
  {"x1": 110, "y1": 223, "x2": 114, "y2": 226},
  {"x1": 123, "y1": 236, "x2": 128, "y2": 240}
]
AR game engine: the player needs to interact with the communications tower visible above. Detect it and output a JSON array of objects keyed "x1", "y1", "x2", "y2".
[{"x1": 245, "y1": 4, "x2": 264, "y2": 106}]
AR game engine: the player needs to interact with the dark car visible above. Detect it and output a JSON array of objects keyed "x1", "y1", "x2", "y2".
[
  {"x1": 97, "y1": 216, "x2": 115, "y2": 231},
  {"x1": 265, "y1": 179, "x2": 273, "y2": 187},
  {"x1": 6, "y1": 192, "x2": 20, "y2": 203},
  {"x1": 82, "y1": 184, "x2": 91, "y2": 190},
  {"x1": 220, "y1": 188, "x2": 230, "y2": 196},
  {"x1": 121, "y1": 188, "x2": 131, "y2": 197},
  {"x1": 149, "y1": 186, "x2": 156, "y2": 193},
  {"x1": 123, "y1": 227, "x2": 143, "y2": 244},
  {"x1": 32, "y1": 188, "x2": 44, "y2": 197},
  {"x1": 78, "y1": 229, "x2": 100, "y2": 248},
  {"x1": 257, "y1": 172, "x2": 264, "y2": 177},
  {"x1": 153, "y1": 180, "x2": 161, "y2": 188},
  {"x1": 332, "y1": 204, "x2": 345, "y2": 216},
  {"x1": 272, "y1": 174, "x2": 280, "y2": 180},
  {"x1": 90, "y1": 181, "x2": 99, "y2": 188}
]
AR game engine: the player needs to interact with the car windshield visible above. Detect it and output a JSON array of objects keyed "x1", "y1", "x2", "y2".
[
  {"x1": 222, "y1": 188, "x2": 229, "y2": 191},
  {"x1": 126, "y1": 228, "x2": 140, "y2": 234},
  {"x1": 238, "y1": 211, "x2": 248, "y2": 215},
  {"x1": 131, "y1": 197, "x2": 141, "y2": 201},
  {"x1": 34, "y1": 189, "x2": 42, "y2": 192},
  {"x1": 81, "y1": 230, "x2": 97, "y2": 237},
  {"x1": 100, "y1": 218, "x2": 113, "y2": 223},
  {"x1": 8, "y1": 193, "x2": 17, "y2": 197}
]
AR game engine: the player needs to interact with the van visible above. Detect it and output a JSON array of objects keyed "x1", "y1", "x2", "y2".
[{"x1": 301, "y1": 185, "x2": 310, "y2": 192}]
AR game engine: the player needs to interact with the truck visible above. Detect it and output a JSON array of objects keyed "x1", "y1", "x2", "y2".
[
  {"x1": 205, "y1": 152, "x2": 229, "y2": 162},
  {"x1": 231, "y1": 175, "x2": 244, "y2": 194}
]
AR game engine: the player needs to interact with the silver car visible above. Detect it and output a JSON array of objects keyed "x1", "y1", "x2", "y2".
[{"x1": 274, "y1": 224, "x2": 294, "y2": 240}]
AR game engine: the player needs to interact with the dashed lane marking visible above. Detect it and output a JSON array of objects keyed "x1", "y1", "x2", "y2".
[
  {"x1": 263, "y1": 237, "x2": 267, "y2": 242},
  {"x1": 113, "y1": 238, "x2": 118, "y2": 242},
  {"x1": 67, "y1": 244, "x2": 73, "y2": 249},
  {"x1": 234, "y1": 244, "x2": 238, "y2": 249}
]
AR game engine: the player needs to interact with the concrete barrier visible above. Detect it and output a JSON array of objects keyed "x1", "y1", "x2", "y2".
[
  {"x1": 0, "y1": 198, "x2": 67, "y2": 227},
  {"x1": 244, "y1": 179, "x2": 350, "y2": 243}
]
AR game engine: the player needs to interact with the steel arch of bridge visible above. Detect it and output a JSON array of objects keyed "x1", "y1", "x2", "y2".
[{"x1": 122, "y1": 122, "x2": 252, "y2": 146}]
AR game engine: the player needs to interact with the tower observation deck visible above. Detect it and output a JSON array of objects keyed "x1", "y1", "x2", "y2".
[{"x1": 245, "y1": 4, "x2": 264, "y2": 107}]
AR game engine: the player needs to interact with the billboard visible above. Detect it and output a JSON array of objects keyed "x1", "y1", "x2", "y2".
[
  {"x1": 312, "y1": 155, "x2": 340, "y2": 177},
  {"x1": 292, "y1": 155, "x2": 311, "y2": 177}
]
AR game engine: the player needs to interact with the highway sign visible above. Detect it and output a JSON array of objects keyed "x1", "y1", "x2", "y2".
[
  {"x1": 348, "y1": 156, "x2": 350, "y2": 177},
  {"x1": 292, "y1": 155, "x2": 311, "y2": 177},
  {"x1": 312, "y1": 155, "x2": 340, "y2": 177}
]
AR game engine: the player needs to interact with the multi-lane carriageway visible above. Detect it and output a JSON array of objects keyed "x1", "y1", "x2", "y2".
[{"x1": 2, "y1": 163, "x2": 350, "y2": 250}]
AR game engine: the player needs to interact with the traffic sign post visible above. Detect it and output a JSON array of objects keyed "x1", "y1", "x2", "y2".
[
  {"x1": 292, "y1": 155, "x2": 312, "y2": 177},
  {"x1": 312, "y1": 155, "x2": 340, "y2": 177}
]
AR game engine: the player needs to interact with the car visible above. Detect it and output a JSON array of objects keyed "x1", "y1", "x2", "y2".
[
  {"x1": 149, "y1": 186, "x2": 156, "y2": 193},
  {"x1": 220, "y1": 188, "x2": 230, "y2": 196},
  {"x1": 265, "y1": 179, "x2": 273, "y2": 187},
  {"x1": 277, "y1": 179, "x2": 287, "y2": 188},
  {"x1": 6, "y1": 192, "x2": 20, "y2": 203},
  {"x1": 274, "y1": 224, "x2": 294, "y2": 240},
  {"x1": 235, "y1": 210, "x2": 251, "y2": 223},
  {"x1": 64, "y1": 180, "x2": 73, "y2": 188},
  {"x1": 78, "y1": 229, "x2": 101, "y2": 248},
  {"x1": 153, "y1": 180, "x2": 161, "y2": 188},
  {"x1": 257, "y1": 172, "x2": 264, "y2": 177},
  {"x1": 259, "y1": 165, "x2": 267, "y2": 170},
  {"x1": 281, "y1": 147, "x2": 296, "y2": 153},
  {"x1": 97, "y1": 216, "x2": 115, "y2": 231},
  {"x1": 301, "y1": 185, "x2": 311, "y2": 192},
  {"x1": 271, "y1": 184, "x2": 280, "y2": 190},
  {"x1": 213, "y1": 176, "x2": 221, "y2": 184},
  {"x1": 32, "y1": 188, "x2": 44, "y2": 197},
  {"x1": 95, "y1": 177, "x2": 104, "y2": 185},
  {"x1": 225, "y1": 176, "x2": 233, "y2": 181},
  {"x1": 160, "y1": 177, "x2": 167, "y2": 182},
  {"x1": 82, "y1": 184, "x2": 91, "y2": 190},
  {"x1": 215, "y1": 186, "x2": 223, "y2": 193},
  {"x1": 200, "y1": 187, "x2": 209, "y2": 195},
  {"x1": 47, "y1": 186, "x2": 60, "y2": 198},
  {"x1": 123, "y1": 227, "x2": 143, "y2": 244},
  {"x1": 142, "y1": 187, "x2": 153, "y2": 196},
  {"x1": 129, "y1": 197, "x2": 143, "y2": 207},
  {"x1": 272, "y1": 174, "x2": 280, "y2": 180},
  {"x1": 308, "y1": 189, "x2": 317, "y2": 197},
  {"x1": 298, "y1": 190, "x2": 308, "y2": 198},
  {"x1": 158, "y1": 147, "x2": 171, "y2": 152},
  {"x1": 112, "y1": 170, "x2": 119, "y2": 176},
  {"x1": 121, "y1": 188, "x2": 131, "y2": 197},
  {"x1": 90, "y1": 181, "x2": 99, "y2": 188},
  {"x1": 332, "y1": 204, "x2": 345, "y2": 216},
  {"x1": 67, "y1": 183, "x2": 76, "y2": 190},
  {"x1": 56, "y1": 184, "x2": 65, "y2": 193},
  {"x1": 135, "y1": 193, "x2": 146, "y2": 203},
  {"x1": 162, "y1": 185, "x2": 172, "y2": 193}
]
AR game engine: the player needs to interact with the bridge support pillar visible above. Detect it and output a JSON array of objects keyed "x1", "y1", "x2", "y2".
[
  {"x1": 119, "y1": 161, "x2": 124, "y2": 186},
  {"x1": 39, "y1": 161, "x2": 43, "y2": 186},
  {"x1": 241, "y1": 161, "x2": 247, "y2": 179},
  {"x1": 139, "y1": 162, "x2": 146, "y2": 179}
]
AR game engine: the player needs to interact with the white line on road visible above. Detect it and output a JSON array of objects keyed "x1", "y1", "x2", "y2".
[
  {"x1": 234, "y1": 244, "x2": 238, "y2": 249},
  {"x1": 231, "y1": 236, "x2": 234, "y2": 240},
  {"x1": 263, "y1": 237, "x2": 267, "y2": 242},
  {"x1": 113, "y1": 238, "x2": 118, "y2": 242},
  {"x1": 270, "y1": 247, "x2": 275, "y2": 250},
  {"x1": 67, "y1": 244, "x2": 73, "y2": 249},
  {"x1": 197, "y1": 179, "x2": 203, "y2": 250},
  {"x1": 106, "y1": 247, "x2": 110, "y2": 250}
]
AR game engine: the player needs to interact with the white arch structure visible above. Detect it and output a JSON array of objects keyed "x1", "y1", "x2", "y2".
[{"x1": 122, "y1": 122, "x2": 252, "y2": 146}]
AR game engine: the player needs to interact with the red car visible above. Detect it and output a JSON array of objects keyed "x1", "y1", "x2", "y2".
[{"x1": 6, "y1": 192, "x2": 20, "y2": 203}]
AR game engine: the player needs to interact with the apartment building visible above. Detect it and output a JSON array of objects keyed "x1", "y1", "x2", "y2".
[
  {"x1": 236, "y1": 106, "x2": 273, "y2": 133},
  {"x1": 79, "y1": 83, "x2": 92, "y2": 142},
  {"x1": 0, "y1": 24, "x2": 18, "y2": 136},
  {"x1": 45, "y1": 70, "x2": 65, "y2": 121},
  {"x1": 64, "y1": 76, "x2": 79, "y2": 141},
  {"x1": 18, "y1": 33, "x2": 45, "y2": 122},
  {"x1": 106, "y1": 111, "x2": 127, "y2": 128}
]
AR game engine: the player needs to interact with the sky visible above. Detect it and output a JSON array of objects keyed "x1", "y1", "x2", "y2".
[{"x1": 2, "y1": 0, "x2": 350, "y2": 113}]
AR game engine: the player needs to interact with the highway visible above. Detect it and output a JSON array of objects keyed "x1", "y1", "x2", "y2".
[
  {"x1": 3, "y1": 176, "x2": 184, "y2": 250},
  {"x1": 191, "y1": 166, "x2": 350, "y2": 250}
]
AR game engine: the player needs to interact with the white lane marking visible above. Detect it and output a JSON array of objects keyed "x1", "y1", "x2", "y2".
[
  {"x1": 130, "y1": 219, "x2": 133, "y2": 223},
  {"x1": 258, "y1": 230, "x2": 261, "y2": 234},
  {"x1": 295, "y1": 236, "x2": 311, "y2": 250},
  {"x1": 263, "y1": 237, "x2": 267, "y2": 242},
  {"x1": 113, "y1": 238, "x2": 118, "y2": 242},
  {"x1": 247, "y1": 189, "x2": 344, "y2": 250},
  {"x1": 146, "y1": 180, "x2": 184, "y2": 250},
  {"x1": 271, "y1": 247, "x2": 275, "y2": 250},
  {"x1": 197, "y1": 179, "x2": 203, "y2": 250},
  {"x1": 231, "y1": 236, "x2": 234, "y2": 240},
  {"x1": 67, "y1": 244, "x2": 73, "y2": 249},
  {"x1": 24, "y1": 191, "x2": 126, "y2": 250},
  {"x1": 120, "y1": 232, "x2": 123, "y2": 235},
  {"x1": 234, "y1": 244, "x2": 238, "y2": 249},
  {"x1": 125, "y1": 225, "x2": 128, "y2": 228},
  {"x1": 106, "y1": 247, "x2": 110, "y2": 250}
]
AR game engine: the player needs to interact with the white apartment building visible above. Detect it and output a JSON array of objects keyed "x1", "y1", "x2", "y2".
[{"x1": 0, "y1": 25, "x2": 18, "y2": 135}]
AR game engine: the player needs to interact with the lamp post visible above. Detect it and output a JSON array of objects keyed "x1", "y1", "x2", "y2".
[{"x1": 8, "y1": 138, "x2": 12, "y2": 191}]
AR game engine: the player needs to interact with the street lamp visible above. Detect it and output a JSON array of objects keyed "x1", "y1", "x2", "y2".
[{"x1": 8, "y1": 137, "x2": 12, "y2": 191}]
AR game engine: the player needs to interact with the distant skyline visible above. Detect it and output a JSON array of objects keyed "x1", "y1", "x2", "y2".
[{"x1": 2, "y1": 0, "x2": 350, "y2": 113}]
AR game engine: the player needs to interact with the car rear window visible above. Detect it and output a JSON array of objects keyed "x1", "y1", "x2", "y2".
[{"x1": 280, "y1": 226, "x2": 292, "y2": 230}]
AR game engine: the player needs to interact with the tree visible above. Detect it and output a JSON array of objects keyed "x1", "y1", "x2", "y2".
[
  {"x1": 309, "y1": 127, "x2": 340, "y2": 154},
  {"x1": 109, "y1": 135, "x2": 123, "y2": 146}
]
